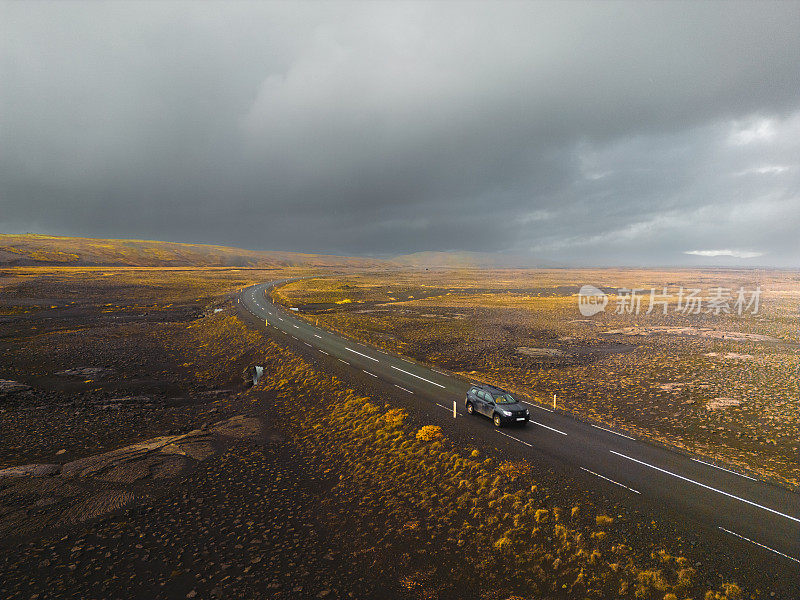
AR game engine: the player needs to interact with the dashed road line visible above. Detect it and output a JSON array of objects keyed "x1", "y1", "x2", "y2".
[
  {"x1": 719, "y1": 527, "x2": 800, "y2": 564},
  {"x1": 523, "y1": 401, "x2": 553, "y2": 413},
  {"x1": 319, "y1": 350, "x2": 329, "y2": 355},
  {"x1": 495, "y1": 430, "x2": 533, "y2": 448},
  {"x1": 691, "y1": 458, "x2": 757, "y2": 481},
  {"x1": 529, "y1": 420, "x2": 568, "y2": 436},
  {"x1": 389, "y1": 365, "x2": 445, "y2": 388},
  {"x1": 589, "y1": 423, "x2": 635, "y2": 440},
  {"x1": 394, "y1": 385, "x2": 413, "y2": 394},
  {"x1": 314, "y1": 334, "x2": 322, "y2": 338},
  {"x1": 363, "y1": 370, "x2": 378, "y2": 378},
  {"x1": 610, "y1": 450, "x2": 800, "y2": 524},
  {"x1": 338, "y1": 359, "x2": 350, "y2": 366},
  {"x1": 580, "y1": 467, "x2": 640, "y2": 494},
  {"x1": 435, "y1": 403, "x2": 459, "y2": 415},
  {"x1": 304, "y1": 342, "x2": 312, "y2": 347},
  {"x1": 431, "y1": 369, "x2": 447, "y2": 375},
  {"x1": 293, "y1": 324, "x2": 299, "y2": 329},
  {"x1": 344, "y1": 347, "x2": 380, "y2": 362}
]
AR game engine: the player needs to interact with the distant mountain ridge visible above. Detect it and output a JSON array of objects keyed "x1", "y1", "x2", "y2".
[
  {"x1": 0, "y1": 234, "x2": 557, "y2": 269},
  {"x1": 0, "y1": 234, "x2": 386, "y2": 268}
]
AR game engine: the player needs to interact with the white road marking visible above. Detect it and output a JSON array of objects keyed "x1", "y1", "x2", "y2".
[
  {"x1": 293, "y1": 325, "x2": 299, "y2": 329},
  {"x1": 291, "y1": 336, "x2": 297, "y2": 340},
  {"x1": 314, "y1": 334, "x2": 322, "y2": 338},
  {"x1": 344, "y1": 347, "x2": 379, "y2": 362},
  {"x1": 363, "y1": 370, "x2": 378, "y2": 378},
  {"x1": 495, "y1": 430, "x2": 533, "y2": 447},
  {"x1": 436, "y1": 403, "x2": 459, "y2": 415},
  {"x1": 529, "y1": 420, "x2": 568, "y2": 436},
  {"x1": 589, "y1": 423, "x2": 635, "y2": 440},
  {"x1": 580, "y1": 467, "x2": 641, "y2": 494},
  {"x1": 278, "y1": 317, "x2": 283, "y2": 321},
  {"x1": 304, "y1": 342, "x2": 312, "y2": 347},
  {"x1": 610, "y1": 450, "x2": 800, "y2": 524},
  {"x1": 319, "y1": 350, "x2": 329, "y2": 355},
  {"x1": 719, "y1": 527, "x2": 800, "y2": 564},
  {"x1": 389, "y1": 365, "x2": 445, "y2": 388},
  {"x1": 691, "y1": 458, "x2": 758, "y2": 481},
  {"x1": 338, "y1": 359, "x2": 350, "y2": 366},
  {"x1": 523, "y1": 401, "x2": 553, "y2": 413},
  {"x1": 432, "y1": 369, "x2": 447, "y2": 375},
  {"x1": 394, "y1": 385, "x2": 413, "y2": 394}
]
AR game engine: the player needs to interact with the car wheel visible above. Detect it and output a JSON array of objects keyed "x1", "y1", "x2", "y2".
[
  {"x1": 466, "y1": 402, "x2": 474, "y2": 415},
  {"x1": 493, "y1": 413, "x2": 502, "y2": 427}
]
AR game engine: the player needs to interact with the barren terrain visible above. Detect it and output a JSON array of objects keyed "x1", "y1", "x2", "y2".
[
  {"x1": 0, "y1": 266, "x2": 762, "y2": 598},
  {"x1": 0, "y1": 233, "x2": 386, "y2": 268},
  {"x1": 275, "y1": 269, "x2": 800, "y2": 489}
]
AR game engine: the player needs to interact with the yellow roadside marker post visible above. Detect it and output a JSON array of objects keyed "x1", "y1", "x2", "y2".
[
  {"x1": 453, "y1": 400, "x2": 457, "y2": 418},
  {"x1": 553, "y1": 393, "x2": 557, "y2": 410}
]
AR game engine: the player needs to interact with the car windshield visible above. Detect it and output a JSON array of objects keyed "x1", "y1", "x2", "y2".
[{"x1": 493, "y1": 393, "x2": 516, "y2": 404}]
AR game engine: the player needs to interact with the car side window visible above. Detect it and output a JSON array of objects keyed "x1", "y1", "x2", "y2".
[
  {"x1": 485, "y1": 393, "x2": 494, "y2": 403},
  {"x1": 475, "y1": 390, "x2": 485, "y2": 400}
]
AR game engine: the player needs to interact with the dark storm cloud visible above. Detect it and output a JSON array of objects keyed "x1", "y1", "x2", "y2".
[{"x1": 2, "y1": 1, "x2": 799, "y2": 265}]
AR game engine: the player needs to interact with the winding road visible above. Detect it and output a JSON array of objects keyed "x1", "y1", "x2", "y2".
[{"x1": 238, "y1": 279, "x2": 800, "y2": 579}]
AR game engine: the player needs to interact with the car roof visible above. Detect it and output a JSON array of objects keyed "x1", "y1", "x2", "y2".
[{"x1": 470, "y1": 383, "x2": 510, "y2": 395}]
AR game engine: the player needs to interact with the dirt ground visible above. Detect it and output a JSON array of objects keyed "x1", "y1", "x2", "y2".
[
  {"x1": 275, "y1": 269, "x2": 800, "y2": 489},
  {"x1": 0, "y1": 267, "x2": 787, "y2": 599},
  {"x1": 0, "y1": 267, "x2": 407, "y2": 599}
]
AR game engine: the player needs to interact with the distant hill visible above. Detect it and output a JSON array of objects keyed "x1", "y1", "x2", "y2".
[
  {"x1": 0, "y1": 234, "x2": 386, "y2": 268},
  {"x1": 390, "y1": 251, "x2": 556, "y2": 269}
]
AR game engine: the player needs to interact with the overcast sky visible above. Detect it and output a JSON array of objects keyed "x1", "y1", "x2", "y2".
[{"x1": 2, "y1": 1, "x2": 799, "y2": 266}]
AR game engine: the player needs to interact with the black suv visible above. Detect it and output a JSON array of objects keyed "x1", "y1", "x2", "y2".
[{"x1": 465, "y1": 384, "x2": 529, "y2": 427}]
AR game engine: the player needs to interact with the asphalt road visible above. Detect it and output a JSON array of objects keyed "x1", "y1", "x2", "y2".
[{"x1": 239, "y1": 279, "x2": 800, "y2": 575}]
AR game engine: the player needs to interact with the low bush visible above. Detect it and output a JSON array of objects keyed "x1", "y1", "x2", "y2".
[{"x1": 252, "y1": 338, "x2": 744, "y2": 599}]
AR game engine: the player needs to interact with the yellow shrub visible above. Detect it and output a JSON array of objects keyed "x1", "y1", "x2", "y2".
[
  {"x1": 497, "y1": 460, "x2": 533, "y2": 480},
  {"x1": 493, "y1": 537, "x2": 514, "y2": 552},
  {"x1": 416, "y1": 425, "x2": 444, "y2": 442}
]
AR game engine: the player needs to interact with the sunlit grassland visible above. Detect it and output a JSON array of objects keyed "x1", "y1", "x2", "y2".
[
  {"x1": 0, "y1": 233, "x2": 386, "y2": 268},
  {"x1": 0, "y1": 264, "x2": 752, "y2": 597},
  {"x1": 276, "y1": 269, "x2": 800, "y2": 489},
  {"x1": 245, "y1": 327, "x2": 745, "y2": 600},
  {"x1": 0, "y1": 266, "x2": 312, "y2": 308},
  {"x1": 175, "y1": 308, "x2": 747, "y2": 599}
]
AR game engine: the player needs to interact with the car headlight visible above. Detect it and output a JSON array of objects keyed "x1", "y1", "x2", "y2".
[
  {"x1": 525, "y1": 409, "x2": 530, "y2": 415},
  {"x1": 500, "y1": 409, "x2": 511, "y2": 416}
]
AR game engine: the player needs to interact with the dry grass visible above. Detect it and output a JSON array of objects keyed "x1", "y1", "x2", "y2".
[
  {"x1": 0, "y1": 265, "x2": 308, "y2": 309},
  {"x1": 0, "y1": 233, "x2": 386, "y2": 268},
  {"x1": 276, "y1": 269, "x2": 800, "y2": 488},
  {"x1": 0, "y1": 265, "x2": 750, "y2": 597},
  {"x1": 252, "y1": 336, "x2": 745, "y2": 599}
]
